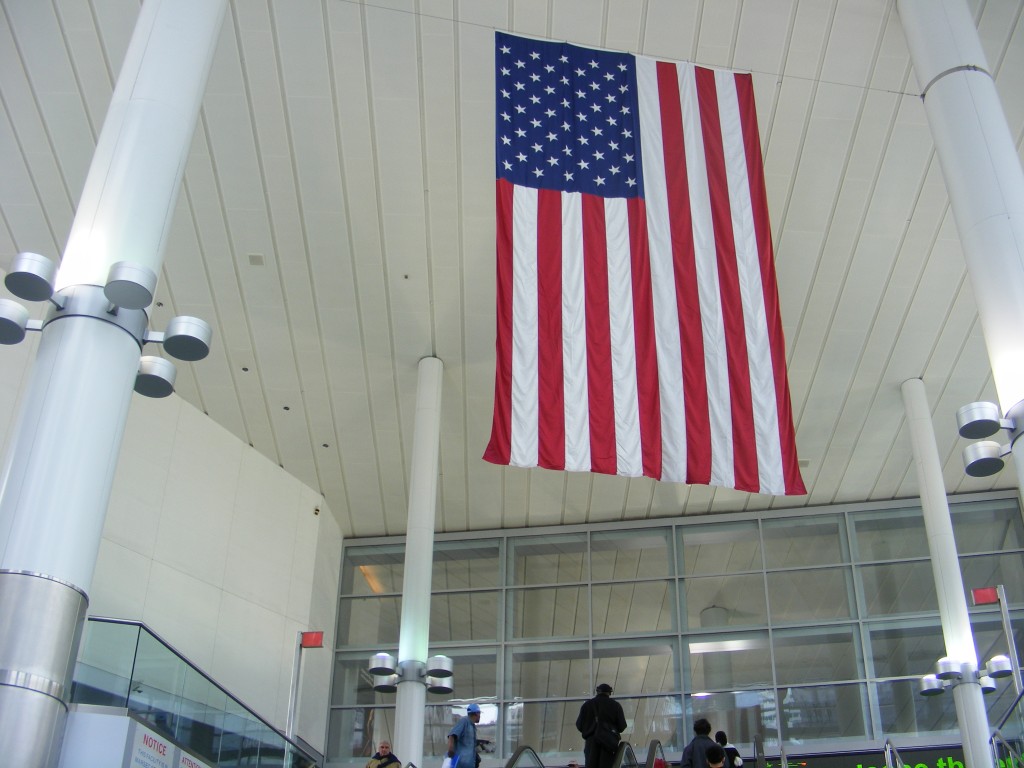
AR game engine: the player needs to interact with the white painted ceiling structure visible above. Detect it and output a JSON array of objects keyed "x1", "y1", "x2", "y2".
[{"x1": 2, "y1": 0, "x2": 1023, "y2": 540}]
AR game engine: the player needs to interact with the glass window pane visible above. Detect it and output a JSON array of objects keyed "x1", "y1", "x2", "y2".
[
  {"x1": 506, "y1": 643, "x2": 591, "y2": 699},
  {"x1": 430, "y1": 591, "x2": 499, "y2": 642},
  {"x1": 858, "y1": 561, "x2": 938, "y2": 616},
  {"x1": 433, "y1": 540, "x2": 501, "y2": 590},
  {"x1": 331, "y1": 655, "x2": 392, "y2": 707},
  {"x1": 688, "y1": 632, "x2": 772, "y2": 690},
  {"x1": 960, "y1": 553, "x2": 1024, "y2": 603},
  {"x1": 680, "y1": 522, "x2": 762, "y2": 576},
  {"x1": 778, "y1": 683, "x2": 868, "y2": 743},
  {"x1": 851, "y1": 507, "x2": 929, "y2": 561},
  {"x1": 341, "y1": 546, "x2": 405, "y2": 596},
  {"x1": 762, "y1": 516, "x2": 847, "y2": 567},
  {"x1": 684, "y1": 690, "x2": 777, "y2": 751},
  {"x1": 509, "y1": 534, "x2": 588, "y2": 585},
  {"x1": 766, "y1": 568, "x2": 853, "y2": 623},
  {"x1": 773, "y1": 628, "x2": 861, "y2": 685},
  {"x1": 867, "y1": 621, "x2": 945, "y2": 679},
  {"x1": 426, "y1": 648, "x2": 497, "y2": 701},
  {"x1": 876, "y1": 678, "x2": 958, "y2": 737},
  {"x1": 592, "y1": 580, "x2": 676, "y2": 635},
  {"x1": 591, "y1": 528, "x2": 673, "y2": 580},
  {"x1": 682, "y1": 575, "x2": 767, "y2": 631},
  {"x1": 951, "y1": 498, "x2": 1024, "y2": 553},
  {"x1": 593, "y1": 638, "x2": 678, "y2": 696},
  {"x1": 504, "y1": 700, "x2": 579, "y2": 755},
  {"x1": 510, "y1": 586, "x2": 589, "y2": 638},
  {"x1": 425, "y1": 702, "x2": 499, "y2": 762},
  {"x1": 337, "y1": 596, "x2": 401, "y2": 646}
]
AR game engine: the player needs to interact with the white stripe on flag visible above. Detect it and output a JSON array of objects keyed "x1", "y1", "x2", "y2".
[
  {"x1": 716, "y1": 72, "x2": 785, "y2": 493},
  {"x1": 510, "y1": 185, "x2": 539, "y2": 468},
  {"x1": 680, "y1": 63, "x2": 734, "y2": 490},
  {"x1": 605, "y1": 197, "x2": 642, "y2": 476},
  {"x1": 636, "y1": 56, "x2": 686, "y2": 483},
  {"x1": 562, "y1": 192, "x2": 590, "y2": 472}
]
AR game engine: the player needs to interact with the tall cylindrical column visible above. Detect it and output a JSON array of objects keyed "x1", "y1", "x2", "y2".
[
  {"x1": 897, "y1": 0, "x2": 1024, "y2": 483},
  {"x1": 0, "y1": 2, "x2": 226, "y2": 766},
  {"x1": 395, "y1": 357, "x2": 444, "y2": 768},
  {"x1": 902, "y1": 379, "x2": 991, "y2": 768}
]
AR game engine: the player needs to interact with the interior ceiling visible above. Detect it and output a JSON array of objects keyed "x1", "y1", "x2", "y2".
[{"x1": 2, "y1": 0, "x2": 1023, "y2": 539}]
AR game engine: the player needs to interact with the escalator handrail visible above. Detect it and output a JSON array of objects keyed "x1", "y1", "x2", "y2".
[
  {"x1": 643, "y1": 740, "x2": 665, "y2": 768},
  {"x1": 504, "y1": 745, "x2": 546, "y2": 768}
]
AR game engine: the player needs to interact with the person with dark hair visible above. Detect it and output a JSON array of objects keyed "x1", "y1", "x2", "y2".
[
  {"x1": 706, "y1": 745, "x2": 726, "y2": 768},
  {"x1": 575, "y1": 683, "x2": 627, "y2": 768},
  {"x1": 715, "y1": 731, "x2": 742, "y2": 768},
  {"x1": 681, "y1": 718, "x2": 717, "y2": 768},
  {"x1": 448, "y1": 703, "x2": 482, "y2": 768}
]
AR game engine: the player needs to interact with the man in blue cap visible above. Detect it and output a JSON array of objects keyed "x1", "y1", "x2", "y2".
[{"x1": 448, "y1": 702, "x2": 481, "y2": 768}]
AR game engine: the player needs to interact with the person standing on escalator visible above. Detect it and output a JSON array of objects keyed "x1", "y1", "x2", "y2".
[{"x1": 575, "y1": 683, "x2": 627, "y2": 768}]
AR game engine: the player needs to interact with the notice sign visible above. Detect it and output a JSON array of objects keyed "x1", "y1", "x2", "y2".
[
  {"x1": 124, "y1": 721, "x2": 172, "y2": 768},
  {"x1": 122, "y1": 720, "x2": 214, "y2": 768}
]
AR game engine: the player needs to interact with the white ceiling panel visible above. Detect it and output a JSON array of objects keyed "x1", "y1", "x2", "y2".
[{"x1": 2, "y1": 0, "x2": 1023, "y2": 542}]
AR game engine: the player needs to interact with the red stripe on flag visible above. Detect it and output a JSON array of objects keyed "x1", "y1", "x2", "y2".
[
  {"x1": 628, "y1": 196, "x2": 662, "y2": 479},
  {"x1": 583, "y1": 195, "x2": 616, "y2": 475},
  {"x1": 657, "y1": 61, "x2": 711, "y2": 485},
  {"x1": 483, "y1": 179, "x2": 515, "y2": 465},
  {"x1": 696, "y1": 68, "x2": 759, "y2": 493},
  {"x1": 537, "y1": 189, "x2": 565, "y2": 469},
  {"x1": 735, "y1": 75, "x2": 806, "y2": 494}
]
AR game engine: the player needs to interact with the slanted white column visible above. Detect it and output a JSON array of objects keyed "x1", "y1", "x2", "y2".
[
  {"x1": 897, "y1": 0, "x2": 1024, "y2": 483},
  {"x1": 0, "y1": 2, "x2": 225, "y2": 766},
  {"x1": 395, "y1": 357, "x2": 444, "y2": 768},
  {"x1": 902, "y1": 379, "x2": 991, "y2": 768}
]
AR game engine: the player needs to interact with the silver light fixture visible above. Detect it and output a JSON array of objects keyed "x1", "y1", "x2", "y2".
[
  {"x1": 5, "y1": 252, "x2": 57, "y2": 302},
  {"x1": 986, "y1": 655, "x2": 1013, "y2": 679},
  {"x1": 0, "y1": 299, "x2": 31, "y2": 345},
  {"x1": 919, "y1": 674, "x2": 945, "y2": 696},
  {"x1": 935, "y1": 657, "x2": 963, "y2": 680},
  {"x1": 369, "y1": 653, "x2": 397, "y2": 676},
  {"x1": 135, "y1": 356, "x2": 177, "y2": 398},
  {"x1": 105, "y1": 261, "x2": 158, "y2": 310},
  {"x1": 956, "y1": 401, "x2": 1024, "y2": 478}
]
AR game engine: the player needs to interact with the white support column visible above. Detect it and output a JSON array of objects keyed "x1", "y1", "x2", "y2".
[
  {"x1": 902, "y1": 379, "x2": 991, "y2": 768},
  {"x1": 395, "y1": 357, "x2": 444, "y2": 768},
  {"x1": 0, "y1": 2, "x2": 225, "y2": 766},
  {"x1": 897, "y1": 0, "x2": 1024, "y2": 483}
]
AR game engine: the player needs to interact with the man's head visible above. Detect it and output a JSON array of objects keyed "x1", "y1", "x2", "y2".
[
  {"x1": 715, "y1": 731, "x2": 728, "y2": 747},
  {"x1": 379, "y1": 742, "x2": 392, "y2": 755},
  {"x1": 693, "y1": 718, "x2": 711, "y2": 736},
  {"x1": 467, "y1": 703, "x2": 481, "y2": 721},
  {"x1": 706, "y1": 744, "x2": 726, "y2": 768},
  {"x1": 596, "y1": 683, "x2": 613, "y2": 695}
]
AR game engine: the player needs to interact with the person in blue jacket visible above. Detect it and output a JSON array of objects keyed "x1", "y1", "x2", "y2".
[{"x1": 448, "y1": 702, "x2": 481, "y2": 768}]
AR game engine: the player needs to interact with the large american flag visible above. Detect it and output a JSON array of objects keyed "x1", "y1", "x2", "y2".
[{"x1": 483, "y1": 32, "x2": 805, "y2": 496}]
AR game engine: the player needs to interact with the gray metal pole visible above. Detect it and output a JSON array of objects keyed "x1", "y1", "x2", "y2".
[
  {"x1": 394, "y1": 357, "x2": 444, "y2": 768},
  {"x1": 0, "y1": 2, "x2": 225, "y2": 766},
  {"x1": 902, "y1": 379, "x2": 992, "y2": 768}
]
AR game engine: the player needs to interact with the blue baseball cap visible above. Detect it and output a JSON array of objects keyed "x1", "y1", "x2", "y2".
[{"x1": 467, "y1": 703, "x2": 481, "y2": 714}]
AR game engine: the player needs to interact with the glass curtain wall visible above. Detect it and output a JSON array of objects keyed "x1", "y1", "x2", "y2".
[{"x1": 326, "y1": 493, "x2": 1024, "y2": 768}]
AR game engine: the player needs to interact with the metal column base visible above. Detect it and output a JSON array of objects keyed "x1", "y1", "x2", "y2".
[{"x1": 0, "y1": 570, "x2": 88, "y2": 768}]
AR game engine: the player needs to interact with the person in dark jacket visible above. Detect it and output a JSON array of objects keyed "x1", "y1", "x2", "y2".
[
  {"x1": 715, "y1": 731, "x2": 742, "y2": 768},
  {"x1": 365, "y1": 741, "x2": 401, "y2": 768},
  {"x1": 575, "y1": 683, "x2": 627, "y2": 768},
  {"x1": 681, "y1": 718, "x2": 717, "y2": 768}
]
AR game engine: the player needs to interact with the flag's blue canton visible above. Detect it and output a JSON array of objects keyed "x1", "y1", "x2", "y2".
[{"x1": 496, "y1": 32, "x2": 644, "y2": 199}]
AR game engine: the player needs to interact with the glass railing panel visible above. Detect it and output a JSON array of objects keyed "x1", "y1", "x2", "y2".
[
  {"x1": 70, "y1": 619, "x2": 140, "y2": 707},
  {"x1": 995, "y1": 687, "x2": 1024, "y2": 763},
  {"x1": 71, "y1": 619, "x2": 317, "y2": 768}
]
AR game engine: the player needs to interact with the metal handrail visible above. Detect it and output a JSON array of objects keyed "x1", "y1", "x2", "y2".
[
  {"x1": 883, "y1": 738, "x2": 905, "y2": 768},
  {"x1": 82, "y1": 616, "x2": 317, "y2": 765}
]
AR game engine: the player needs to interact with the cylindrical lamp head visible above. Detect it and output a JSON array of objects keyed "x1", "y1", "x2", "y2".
[
  {"x1": 426, "y1": 675, "x2": 454, "y2": 695},
  {"x1": 979, "y1": 675, "x2": 997, "y2": 694},
  {"x1": 0, "y1": 299, "x2": 30, "y2": 345},
  {"x1": 5, "y1": 252, "x2": 56, "y2": 302},
  {"x1": 135, "y1": 356, "x2": 176, "y2": 398},
  {"x1": 919, "y1": 674, "x2": 944, "y2": 696},
  {"x1": 935, "y1": 657, "x2": 963, "y2": 680},
  {"x1": 373, "y1": 674, "x2": 398, "y2": 693},
  {"x1": 427, "y1": 655, "x2": 454, "y2": 678},
  {"x1": 986, "y1": 655, "x2": 1013, "y2": 679},
  {"x1": 368, "y1": 653, "x2": 397, "y2": 676},
  {"x1": 956, "y1": 401, "x2": 1004, "y2": 439},
  {"x1": 105, "y1": 261, "x2": 158, "y2": 309},
  {"x1": 163, "y1": 315, "x2": 212, "y2": 361},
  {"x1": 963, "y1": 441, "x2": 1005, "y2": 477}
]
